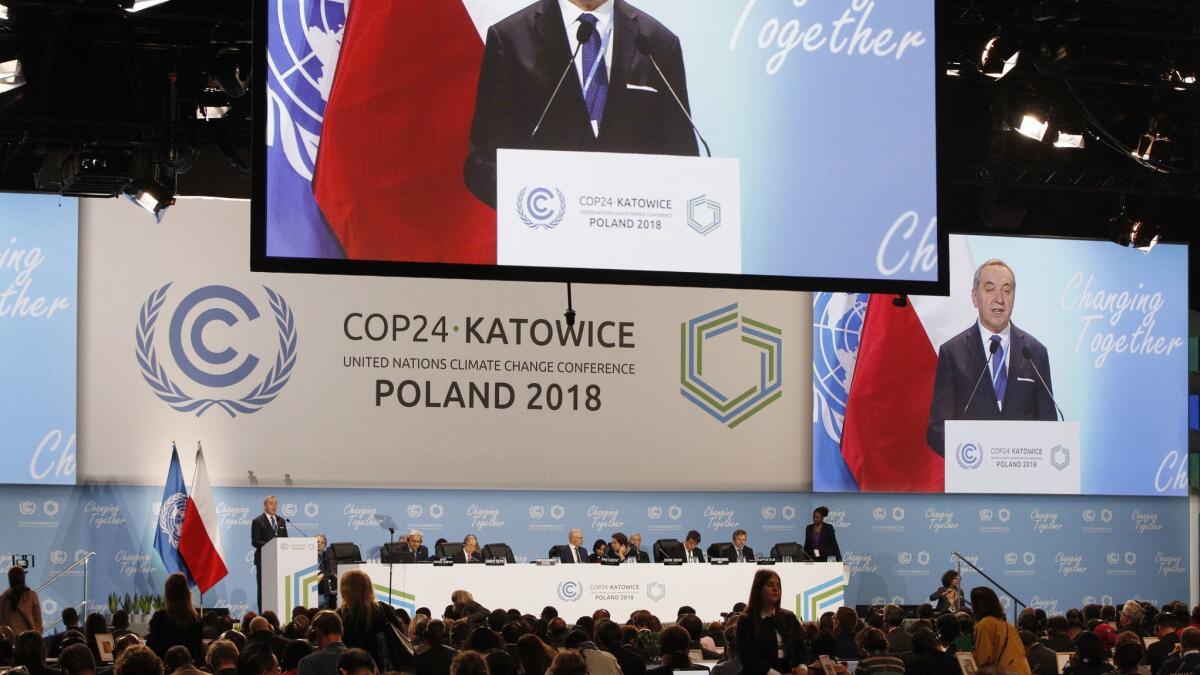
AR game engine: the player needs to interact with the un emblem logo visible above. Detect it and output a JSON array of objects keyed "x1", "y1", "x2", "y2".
[
  {"x1": 557, "y1": 580, "x2": 582, "y2": 602},
  {"x1": 955, "y1": 442, "x2": 983, "y2": 469},
  {"x1": 680, "y1": 303, "x2": 783, "y2": 428},
  {"x1": 517, "y1": 187, "x2": 567, "y2": 229},
  {"x1": 266, "y1": 0, "x2": 347, "y2": 181},
  {"x1": 136, "y1": 284, "x2": 298, "y2": 417},
  {"x1": 812, "y1": 293, "x2": 867, "y2": 444}
]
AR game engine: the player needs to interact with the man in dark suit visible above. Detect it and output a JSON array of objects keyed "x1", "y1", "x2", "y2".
[
  {"x1": 1157, "y1": 626, "x2": 1200, "y2": 674},
  {"x1": 927, "y1": 259, "x2": 1057, "y2": 456},
  {"x1": 730, "y1": 529, "x2": 755, "y2": 563},
  {"x1": 1145, "y1": 613, "x2": 1179, "y2": 675},
  {"x1": 251, "y1": 495, "x2": 288, "y2": 612},
  {"x1": 298, "y1": 612, "x2": 347, "y2": 675},
  {"x1": 682, "y1": 530, "x2": 705, "y2": 563},
  {"x1": 316, "y1": 534, "x2": 337, "y2": 609},
  {"x1": 464, "y1": 0, "x2": 700, "y2": 207},
  {"x1": 627, "y1": 533, "x2": 650, "y2": 563},
  {"x1": 558, "y1": 528, "x2": 588, "y2": 563},
  {"x1": 884, "y1": 605, "x2": 912, "y2": 654},
  {"x1": 398, "y1": 531, "x2": 429, "y2": 563},
  {"x1": 1019, "y1": 630, "x2": 1057, "y2": 675}
]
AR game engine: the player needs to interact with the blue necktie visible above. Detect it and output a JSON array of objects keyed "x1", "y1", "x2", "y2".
[
  {"x1": 579, "y1": 13, "x2": 608, "y2": 128},
  {"x1": 990, "y1": 335, "x2": 1007, "y2": 407}
]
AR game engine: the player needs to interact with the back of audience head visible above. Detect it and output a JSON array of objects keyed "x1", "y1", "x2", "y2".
[
  {"x1": 238, "y1": 645, "x2": 279, "y2": 675},
  {"x1": 451, "y1": 651, "x2": 488, "y2": 675},
  {"x1": 485, "y1": 650, "x2": 515, "y2": 675},
  {"x1": 163, "y1": 645, "x2": 193, "y2": 673},
  {"x1": 910, "y1": 627, "x2": 939, "y2": 655},
  {"x1": 860, "y1": 628, "x2": 887, "y2": 654},
  {"x1": 281, "y1": 641, "x2": 313, "y2": 672},
  {"x1": 466, "y1": 625, "x2": 502, "y2": 653},
  {"x1": 248, "y1": 617, "x2": 273, "y2": 636},
  {"x1": 515, "y1": 634, "x2": 556, "y2": 675},
  {"x1": 810, "y1": 630, "x2": 836, "y2": 658},
  {"x1": 548, "y1": 650, "x2": 586, "y2": 675},
  {"x1": 14, "y1": 630, "x2": 46, "y2": 668},
  {"x1": 1073, "y1": 631, "x2": 1105, "y2": 663},
  {"x1": 1180, "y1": 626, "x2": 1200, "y2": 651},
  {"x1": 61, "y1": 643, "x2": 97, "y2": 675},
  {"x1": 425, "y1": 620, "x2": 448, "y2": 647},
  {"x1": 207, "y1": 640, "x2": 239, "y2": 672},
  {"x1": 118, "y1": 646, "x2": 165, "y2": 675},
  {"x1": 336, "y1": 649, "x2": 375, "y2": 675},
  {"x1": 970, "y1": 587, "x2": 1005, "y2": 619},
  {"x1": 677, "y1": 613, "x2": 703, "y2": 641},
  {"x1": 219, "y1": 630, "x2": 247, "y2": 652},
  {"x1": 658, "y1": 625, "x2": 690, "y2": 665},
  {"x1": 833, "y1": 606, "x2": 857, "y2": 635}
]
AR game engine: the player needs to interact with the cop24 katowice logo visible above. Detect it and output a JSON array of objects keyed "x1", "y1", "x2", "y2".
[
  {"x1": 136, "y1": 284, "x2": 297, "y2": 417},
  {"x1": 517, "y1": 187, "x2": 567, "y2": 229},
  {"x1": 680, "y1": 303, "x2": 783, "y2": 428}
]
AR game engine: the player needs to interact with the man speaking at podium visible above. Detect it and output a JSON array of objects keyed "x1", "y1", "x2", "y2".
[
  {"x1": 252, "y1": 495, "x2": 288, "y2": 612},
  {"x1": 927, "y1": 260, "x2": 1058, "y2": 456},
  {"x1": 464, "y1": 0, "x2": 700, "y2": 207}
]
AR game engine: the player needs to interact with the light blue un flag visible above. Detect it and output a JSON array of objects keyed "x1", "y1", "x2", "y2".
[{"x1": 153, "y1": 446, "x2": 194, "y2": 583}]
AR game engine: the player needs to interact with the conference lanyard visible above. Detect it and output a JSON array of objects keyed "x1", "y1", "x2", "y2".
[{"x1": 582, "y1": 20, "x2": 614, "y2": 100}]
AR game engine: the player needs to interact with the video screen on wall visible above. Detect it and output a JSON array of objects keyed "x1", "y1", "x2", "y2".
[
  {"x1": 253, "y1": 0, "x2": 941, "y2": 291},
  {"x1": 813, "y1": 234, "x2": 1188, "y2": 497},
  {"x1": 0, "y1": 193, "x2": 78, "y2": 485}
]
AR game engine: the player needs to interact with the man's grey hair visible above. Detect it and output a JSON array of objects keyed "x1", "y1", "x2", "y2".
[
  {"x1": 972, "y1": 259, "x2": 1016, "y2": 291},
  {"x1": 263, "y1": 495, "x2": 276, "y2": 506},
  {"x1": 1121, "y1": 600, "x2": 1144, "y2": 624}
]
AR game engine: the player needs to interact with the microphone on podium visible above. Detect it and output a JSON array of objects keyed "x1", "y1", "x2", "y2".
[
  {"x1": 963, "y1": 338, "x2": 1000, "y2": 415},
  {"x1": 532, "y1": 21, "x2": 596, "y2": 140},
  {"x1": 635, "y1": 34, "x2": 711, "y2": 157},
  {"x1": 284, "y1": 517, "x2": 307, "y2": 537},
  {"x1": 1022, "y1": 346, "x2": 1064, "y2": 421}
]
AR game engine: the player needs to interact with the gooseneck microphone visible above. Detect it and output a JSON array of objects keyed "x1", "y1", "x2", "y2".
[
  {"x1": 1022, "y1": 346, "x2": 1064, "y2": 421},
  {"x1": 284, "y1": 517, "x2": 307, "y2": 537},
  {"x1": 963, "y1": 338, "x2": 1000, "y2": 415},
  {"x1": 532, "y1": 21, "x2": 596, "y2": 140},
  {"x1": 634, "y1": 34, "x2": 711, "y2": 157}
]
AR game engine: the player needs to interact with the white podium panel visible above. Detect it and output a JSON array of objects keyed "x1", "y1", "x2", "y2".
[
  {"x1": 945, "y1": 420, "x2": 1081, "y2": 494},
  {"x1": 497, "y1": 149, "x2": 741, "y2": 274},
  {"x1": 262, "y1": 537, "x2": 319, "y2": 617},
  {"x1": 339, "y1": 562, "x2": 846, "y2": 622}
]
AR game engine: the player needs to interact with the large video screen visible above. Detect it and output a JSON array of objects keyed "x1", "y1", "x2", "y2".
[
  {"x1": 254, "y1": 0, "x2": 941, "y2": 291},
  {"x1": 813, "y1": 234, "x2": 1188, "y2": 496},
  {"x1": 0, "y1": 194, "x2": 77, "y2": 485}
]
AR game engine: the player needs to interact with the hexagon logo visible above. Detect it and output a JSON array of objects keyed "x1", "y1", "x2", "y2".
[
  {"x1": 680, "y1": 304, "x2": 783, "y2": 428},
  {"x1": 916, "y1": 551, "x2": 931, "y2": 566},
  {"x1": 892, "y1": 507, "x2": 906, "y2": 522},
  {"x1": 646, "y1": 581, "x2": 667, "y2": 602},
  {"x1": 686, "y1": 195, "x2": 722, "y2": 235},
  {"x1": 43, "y1": 500, "x2": 59, "y2": 517},
  {"x1": 782, "y1": 505, "x2": 796, "y2": 521},
  {"x1": 1050, "y1": 445, "x2": 1070, "y2": 471},
  {"x1": 1100, "y1": 594, "x2": 1113, "y2": 606},
  {"x1": 1023, "y1": 551, "x2": 1036, "y2": 566},
  {"x1": 550, "y1": 504, "x2": 565, "y2": 520},
  {"x1": 1100, "y1": 509, "x2": 1113, "y2": 523},
  {"x1": 1124, "y1": 551, "x2": 1136, "y2": 565},
  {"x1": 667, "y1": 505, "x2": 682, "y2": 521},
  {"x1": 997, "y1": 508, "x2": 1011, "y2": 523},
  {"x1": 429, "y1": 504, "x2": 444, "y2": 519},
  {"x1": 42, "y1": 599, "x2": 58, "y2": 615},
  {"x1": 304, "y1": 502, "x2": 319, "y2": 519}
]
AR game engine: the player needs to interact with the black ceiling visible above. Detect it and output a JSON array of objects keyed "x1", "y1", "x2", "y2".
[{"x1": 0, "y1": 0, "x2": 1194, "y2": 300}]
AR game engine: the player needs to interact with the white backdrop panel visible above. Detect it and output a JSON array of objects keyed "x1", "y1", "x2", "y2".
[{"x1": 78, "y1": 198, "x2": 813, "y2": 490}]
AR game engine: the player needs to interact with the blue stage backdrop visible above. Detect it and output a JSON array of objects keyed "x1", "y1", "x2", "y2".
[{"x1": 1, "y1": 485, "x2": 1185, "y2": 621}]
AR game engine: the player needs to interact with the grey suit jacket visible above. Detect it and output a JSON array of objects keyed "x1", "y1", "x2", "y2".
[{"x1": 298, "y1": 642, "x2": 347, "y2": 675}]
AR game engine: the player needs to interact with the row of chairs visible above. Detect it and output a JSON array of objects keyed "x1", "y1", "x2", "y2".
[{"x1": 324, "y1": 540, "x2": 811, "y2": 565}]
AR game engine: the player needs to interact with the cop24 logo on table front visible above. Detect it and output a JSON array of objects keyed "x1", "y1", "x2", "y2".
[
  {"x1": 681, "y1": 303, "x2": 783, "y2": 428},
  {"x1": 517, "y1": 187, "x2": 566, "y2": 229},
  {"x1": 136, "y1": 284, "x2": 298, "y2": 417}
]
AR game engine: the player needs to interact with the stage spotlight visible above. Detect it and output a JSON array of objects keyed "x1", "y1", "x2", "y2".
[
  {"x1": 1133, "y1": 133, "x2": 1177, "y2": 161},
  {"x1": 1109, "y1": 208, "x2": 1160, "y2": 254},
  {"x1": 1015, "y1": 113, "x2": 1049, "y2": 142},
  {"x1": 124, "y1": 0, "x2": 172, "y2": 12},
  {"x1": 0, "y1": 59, "x2": 24, "y2": 93},
  {"x1": 980, "y1": 34, "x2": 1020, "y2": 79},
  {"x1": 123, "y1": 176, "x2": 175, "y2": 223},
  {"x1": 1052, "y1": 119, "x2": 1086, "y2": 149}
]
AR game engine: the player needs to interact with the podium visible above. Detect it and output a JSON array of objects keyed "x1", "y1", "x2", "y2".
[
  {"x1": 497, "y1": 149, "x2": 742, "y2": 274},
  {"x1": 261, "y1": 537, "x2": 319, "y2": 617},
  {"x1": 945, "y1": 420, "x2": 1081, "y2": 494}
]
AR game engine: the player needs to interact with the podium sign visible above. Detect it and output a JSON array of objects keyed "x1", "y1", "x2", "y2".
[
  {"x1": 262, "y1": 537, "x2": 319, "y2": 617},
  {"x1": 497, "y1": 149, "x2": 741, "y2": 274},
  {"x1": 945, "y1": 421, "x2": 1081, "y2": 494}
]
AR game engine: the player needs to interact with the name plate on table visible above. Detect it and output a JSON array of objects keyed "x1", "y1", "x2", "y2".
[
  {"x1": 945, "y1": 420, "x2": 1081, "y2": 494},
  {"x1": 497, "y1": 149, "x2": 741, "y2": 274}
]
